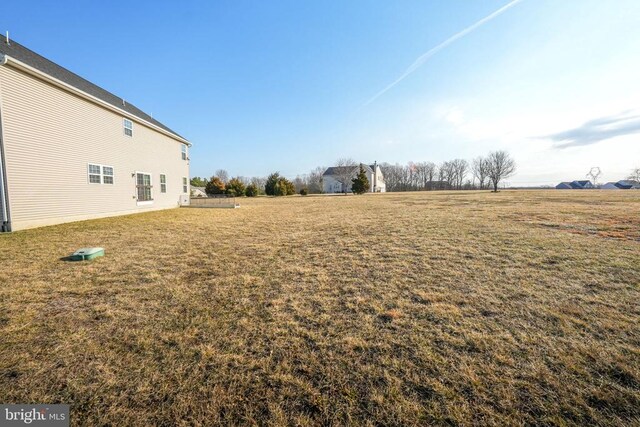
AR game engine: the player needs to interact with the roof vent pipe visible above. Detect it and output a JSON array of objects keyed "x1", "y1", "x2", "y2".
[{"x1": 5, "y1": 31, "x2": 9, "y2": 46}]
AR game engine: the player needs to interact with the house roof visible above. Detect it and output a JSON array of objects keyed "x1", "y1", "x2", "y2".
[
  {"x1": 0, "y1": 34, "x2": 187, "y2": 142},
  {"x1": 556, "y1": 180, "x2": 593, "y2": 189},
  {"x1": 323, "y1": 164, "x2": 373, "y2": 176},
  {"x1": 615, "y1": 180, "x2": 640, "y2": 189}
]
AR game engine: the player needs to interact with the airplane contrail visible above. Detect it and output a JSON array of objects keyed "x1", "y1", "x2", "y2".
[{"x1": 364, "y1": 0, "x2": 524, "y2": 106}]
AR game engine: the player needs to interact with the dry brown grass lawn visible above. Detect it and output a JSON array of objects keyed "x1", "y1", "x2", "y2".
[{"x1": 0, "y1": 190, "x2": 639, "y2": 426}]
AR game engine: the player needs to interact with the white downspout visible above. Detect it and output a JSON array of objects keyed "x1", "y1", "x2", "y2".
[{"x1": 0, "y1": 53, "x2": 12, "y2": 231}]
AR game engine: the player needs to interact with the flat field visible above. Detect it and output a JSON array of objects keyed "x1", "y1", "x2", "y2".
[{"x1": 0, "y1": 191, "x2": 639, "y2": 426}]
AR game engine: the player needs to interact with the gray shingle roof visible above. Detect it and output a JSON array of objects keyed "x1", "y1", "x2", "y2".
[
  {"x1": 323, "y1": 164, "x2": 373, "y2": 176},
  {"x1": 616, "y1": 180, "x2": 640, "y2": 189},
  {"x1": 0, "y1": 34, "x2": 186, "y2": 142}
]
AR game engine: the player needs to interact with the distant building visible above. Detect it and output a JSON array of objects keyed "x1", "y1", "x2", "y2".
[
  {"x1": 191, "y1": 186, "x2": 207, "y2": 197},
  {"x1": 555, "y1": 180, "x2": 594, "y2": 189},
  {"x1": 602, "y1": 180, "x2": 640, "y2": 190},
  {"x1": 425, "y1": 181, "x2": 451, "y2": 190},
  {"x1": 618, "y1": 180, "x2": 640, "y2": 189},
  {"x1": 323, "y1": 162, "x2": 385, "y2": 193}
]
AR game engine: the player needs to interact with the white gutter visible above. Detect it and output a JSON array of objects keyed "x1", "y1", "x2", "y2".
[
  {"x1": 0, "y1": 55, "x2": 12, "y2": 231},
  {"x1": 0, "y1": 53, "x2": 191, "y2": 146}
]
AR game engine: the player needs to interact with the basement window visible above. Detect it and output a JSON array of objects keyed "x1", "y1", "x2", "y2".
[
  {"x1": 160, "y1": 174, "x2": 167, "y2": 193},
  {"x1": 123, "y1": 118, "x2": 133, "y2": 137},
  {"x1": 182, "y1": 177, "x2": 188, "y2": 193},
  {"x1": 136, "y1": 173, "x2": 152, "y2": 201}
]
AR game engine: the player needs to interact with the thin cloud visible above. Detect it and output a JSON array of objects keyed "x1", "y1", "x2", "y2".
[
  {"x1": 547, "y1": 111, "x2": 640, "y2": 148},
  {"x1": 363, "y1": 0, "x2": 524, "y2": 106}
]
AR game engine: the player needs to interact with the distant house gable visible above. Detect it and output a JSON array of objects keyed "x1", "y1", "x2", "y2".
[
  {"x1": 191, "y1": 186, "x2": 207, "y2": 197},
  {"x1": 323, "y1": 165, "x2": 372, "y2": 177},
  {"x1": 322, "y1": 163, "x2": 385, "y2": 193},
  {"x1": 556, "y1": 180, "x2": 595, "y2": 190},
  {"x1": 616, "y1": 180, "x2": 640, "y2": 189},
  {"x1": 571, "y1": 180, "x2": 594, "y2": 189},
  {"x1": 602, "y1": 182, "x2": 620, "y2": 190}
]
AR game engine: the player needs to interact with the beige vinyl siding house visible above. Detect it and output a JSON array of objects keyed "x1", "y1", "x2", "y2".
[{"x1": 0, "y1": 35, "x2": 190, "y2": 231}]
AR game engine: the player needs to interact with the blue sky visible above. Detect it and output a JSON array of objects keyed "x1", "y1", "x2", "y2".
[{"x1": 3, "y1": 0, "x2": 640, "y2": 185}]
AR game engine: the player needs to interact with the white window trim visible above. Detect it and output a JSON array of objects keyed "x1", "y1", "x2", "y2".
[
  {"x1": 182, "y1": 177, "x2": 188, "y2": 194},
  {"x1": 123, "y1": 118, "x2": 133, "y2": 137},
  {"x1": 135, "y1": 171, "x2": 153, "y2": 206},
  {"x1": 160, "y1": 174, "x2": 167, "y2": 193},
  {"x1": 87, "y1": 163, "x2": 115, "y2": 185},
  {"x1": 181, "y1": 144, "x2": 187, "y2": 161},
  {"x1": 102, "y1": 166, "x2": 115, "y2": 185}
]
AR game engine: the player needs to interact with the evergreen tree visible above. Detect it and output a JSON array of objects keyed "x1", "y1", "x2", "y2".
[
  {"x1": 226, "y1": 177, "x2": 246, "y2": 197},
  {"x1": 351, "y1": 165, "x2": 370, "y2": 195},
  {"x1": 205, "y1": 176, "x2": 226, "y2": 195},
  {"x1": 265, "y1": 172, "x2": 281, "y2": 196},
  {"x1": 274, "y1": 177, "x2": 296, "y2": 196},
  {"x1": 245, "y1": 183, "x2": 259, "y2": 197},
  {"x1": 190, "y1": 176, "x2": 207, "y2": 187}
]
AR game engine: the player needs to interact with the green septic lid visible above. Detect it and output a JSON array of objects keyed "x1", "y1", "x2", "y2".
[
  {"x1": 71, "y1": 247, "x2": 105, "y2": 261},
  {"x1": 73, "y1": 247, "x2": 104, "y2": 256}
]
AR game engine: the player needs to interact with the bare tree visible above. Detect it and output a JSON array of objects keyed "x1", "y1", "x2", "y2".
[
  {"x1": 487, "y1": 151, "x2": 516, "y2": 192},
  {"x1": 380, "y1": 163, "x2": 401, "y2": 192},
  {"x1": 439, "y1": 161, "x2": 455, "y2": 189},
  {"x1": 628, "y1": 167, "x2": 640, "y2": 182},
  {"x1": 414, "y1": 162, "x2": 437, "y2": 190},
  {"x1": 450, "y1": 159, "x2": 468, "y2": 189},
  {"x1": 250, "y1": 176, "x2": 266, "y2": 194},
  {"x1": 472, "y1": 156, "x2": 490, "y2": 189},
  {"x1": 293, "y1": 176, "x2": 307, "y2": 193},
  {"x1": 333, "y1": 158, "x2": 358, "y2": 193},
  {"x1": 215, "y1": 169, "x2": 229, "y2": 183},
  {"x1": 307, "y1": 166, "x2": 325, "y2": 193},
  {"x1": 236, "y1": 176, "x2": 251, "y2": 186}
]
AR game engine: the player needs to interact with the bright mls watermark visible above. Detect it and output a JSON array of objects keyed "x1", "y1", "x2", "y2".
[{"x1": 1, "y1": 405, "x2": 68, "y2": 426}]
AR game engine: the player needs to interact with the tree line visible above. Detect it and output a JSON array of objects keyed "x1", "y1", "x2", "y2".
[
  {"x1": 381, "y1": 151, "x2": 515, "y2": 192},
  {"x1": 190, "y1": 170, "x2": 299, "y2": 197},
  {"x1": 191, "y1": 150, "x2": 516, "y2": 196},
  {"x1": 190, "y1": 167, "x2": 325, "y2": 197}
]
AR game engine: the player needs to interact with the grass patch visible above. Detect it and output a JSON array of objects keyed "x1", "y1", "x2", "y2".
[{"x1": 0, "y1": 190, "x2": 639, "y2": 425}]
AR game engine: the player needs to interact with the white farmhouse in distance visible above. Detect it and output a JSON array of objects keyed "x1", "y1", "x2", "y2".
[
  {"x1": 322, "y1": 162, "x2": 386, "y2": 193},
  {"x1": 0, "y1": 34, "x2": 190, "y2": 231}
]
